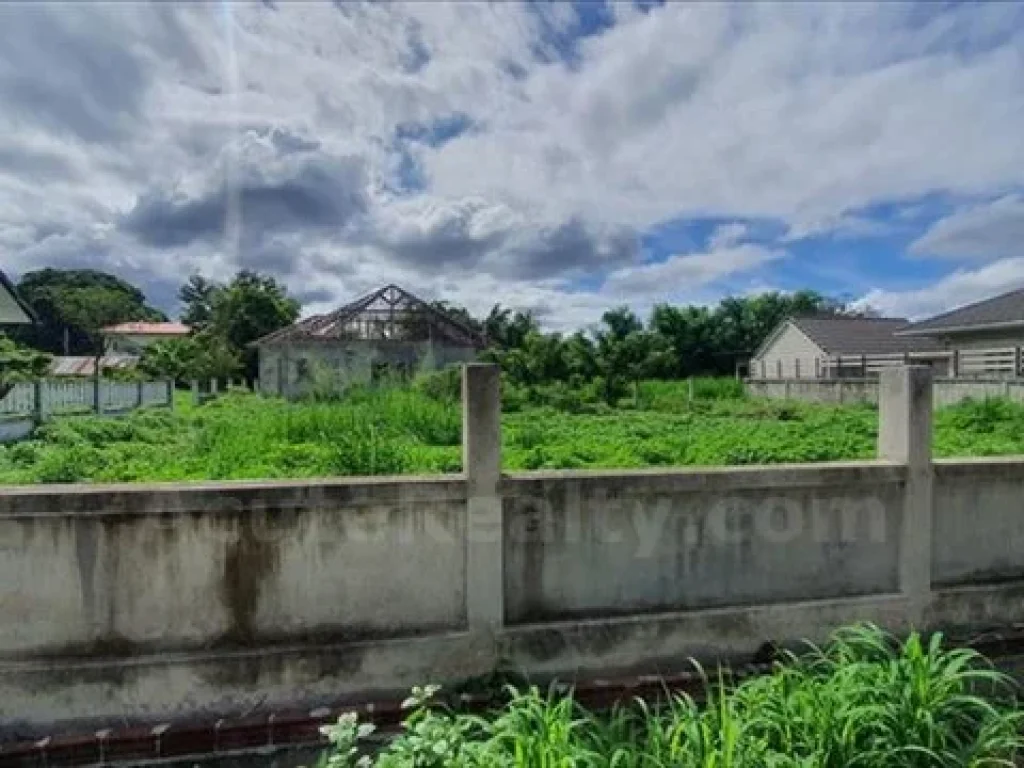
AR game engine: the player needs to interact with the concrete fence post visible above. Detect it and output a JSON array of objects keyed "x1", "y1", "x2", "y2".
[
  {"x1": 462, "y1": 363, "x2": 503, "y2": 633},
  {"x1": 1015, "y1": 347, "x2": 1022, "y2": 378},
  {"x1": 32, "y1": 380, "x2": 44, "y2": 424},
  {"x1": 211, "y1": 378, "x2": 219, "y2": 396},
  {"x1": 166, "y1": 380, "x2": 174, "y2": 410},
  {"x1": 191, "y1": 380, "x2": 200, "y2": 407},
  {"x1": 878, "y1": 366, "x2": 933, "y2": 621}
]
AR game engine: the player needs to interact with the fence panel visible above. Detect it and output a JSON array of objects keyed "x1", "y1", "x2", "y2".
[
  {"x1": 101, "y1": 381, "x2": 140, "y2": 412},
  {"x1": 141, "y1": 381, "x2": 169, "y2": 407},
  {"x1": 0, "y1": 383, "x2": 36, "y2": 417},
  {"x1": 43, "y1": 379, "x2": 93, "y2": 414}
]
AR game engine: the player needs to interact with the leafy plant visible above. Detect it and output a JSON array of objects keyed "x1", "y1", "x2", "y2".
[{"x1": 314, "y1": 625, "x2": 1023, "y2": 768}]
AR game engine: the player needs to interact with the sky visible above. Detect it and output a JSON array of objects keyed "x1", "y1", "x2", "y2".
[{"x1": 1, "y1": 0, "x2": 1023, "y2": 331}]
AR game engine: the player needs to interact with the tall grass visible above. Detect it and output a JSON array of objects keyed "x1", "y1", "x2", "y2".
[
  {"x1": 3, "y1": 385, "x2": 1024, "y2": 484},
  {"x1": 317, "y1": 624, "x2": 1023, "y2": 767}
]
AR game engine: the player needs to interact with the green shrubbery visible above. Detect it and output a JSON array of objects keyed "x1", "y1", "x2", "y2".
[
  {"x1": 316, "y1": 624, "x2": 1022, "y2": 767},
  {"x1": 1, "y1": 382, "x2": 1024, "y2": 484}
]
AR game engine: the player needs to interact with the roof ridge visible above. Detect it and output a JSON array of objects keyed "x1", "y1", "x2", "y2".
[{"x1": 907, "y1": 286, "x2": 1024, "y2": 330}]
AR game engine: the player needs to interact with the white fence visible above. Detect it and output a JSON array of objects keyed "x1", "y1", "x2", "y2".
[
  {"x1": 0, "y1": 378, "x2": 173, "y2": 426},
  {"x1": 755, "y1": 346, "x2": 1024, "y2": 381}
]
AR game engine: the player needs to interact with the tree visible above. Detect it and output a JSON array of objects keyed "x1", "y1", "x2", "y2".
[
  {"x1": 138, "y1": 338, "x2": 201, "y2": 384},
  {"x1": 14, "y1": 269, "x2": 165, "y2": 355},
  {"x1": 0, "y1": 334, "x2": 51, "y2": 398},
  {"x1": 206, "y1": 270, "x2": 300, "y2": 379},
  {"x1": 179, "y1": 274, "x2": 221, "y2": 330}
]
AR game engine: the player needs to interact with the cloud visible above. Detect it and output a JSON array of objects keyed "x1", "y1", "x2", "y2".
[
  {"x1": 0, "y1": 1, "x2": 1023, "y2": 326},
  {"x1": 856, "y1": 257, "x2": 1024, "y2": 320},
  {"x1": 603, "y1": 243, "x2": 785, "y2": 299},
  {"x1": 119, "y1": 129, "x2": 370, "y2": 250},
  {"x1": 909, "y1": 195, "x2": 1024, "y2": 260}
]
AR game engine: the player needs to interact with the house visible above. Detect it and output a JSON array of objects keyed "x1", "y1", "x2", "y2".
[
  {"x1": 101, "y1": 322, "x2": 190, "y2": 355},
  {"x1": 894, "y1": 287, "x2": 1024, "y2": 377},
  {"x1": 751, "y1": 315, "x2": 945, "y2": 379},
  {"x1": 896, "y1": 287, "x2": 1024, "y2": 350},
  {"x1": 254, "y1": 284, "x2": 486, "y2": 398},
  {"x1": 0, "y1": 270, "x2": 36, "y2": 325}
]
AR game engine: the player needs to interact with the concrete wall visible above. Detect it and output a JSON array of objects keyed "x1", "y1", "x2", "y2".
[
  {"x1": 503, "y1": 465, "x2": 902, "y2": 623},
  {"x1": 5, "y1": 366, "x2": 1024, "y2": 736},
  {"x1": 259, "y1": 341, "x2": 478, "y2": 397},
  {"x1": 747, "y1": 377, "x2": 1024, "y2": 408},
  {"x1": 751, "y1": 322, "x2": 823, "y2": 379}
]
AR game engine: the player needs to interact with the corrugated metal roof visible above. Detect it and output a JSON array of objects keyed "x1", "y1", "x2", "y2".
[
  {"x1": 101, "y1": 322, "x2": 190, "y2": 335},
  {"x1": 899, "y1": 287, "x2": 1024, "y2": 336},
  {"x1": 49, "y1": 355, "x2": 140, "y2": 377},
  {"x1": 789, "y1": 315, "x2": 944, "y2": 355}
]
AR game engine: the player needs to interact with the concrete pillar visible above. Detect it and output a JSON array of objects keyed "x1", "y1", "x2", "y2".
[
  {"x1": 191, "y1": 380, "x2": 200, "y2": 406},
  {"x1": 462, "y1": 364, "x2": 503, "y2": 632},
  {"x1": 878, "y1": 366, "x2": 933, "y2": 619},
  {"x1": 32, "y1": 380, "x2": 44, "y2": 424},
  {"x1": 211, "y1": 378, "x2": 219, "y2": 396}
]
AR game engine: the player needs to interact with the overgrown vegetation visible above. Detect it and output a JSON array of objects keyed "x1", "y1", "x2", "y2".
[
  {"x1": 1, "y1": 376, "x2": 1024, "y2": 484},
  {"x1": 315, "y1": 624, "x2": 1023, "y2": 767}
]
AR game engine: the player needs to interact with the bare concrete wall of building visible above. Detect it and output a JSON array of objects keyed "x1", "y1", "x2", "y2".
[{"x1": 258, "y1": 341, "x2": 477, "y2": 397}]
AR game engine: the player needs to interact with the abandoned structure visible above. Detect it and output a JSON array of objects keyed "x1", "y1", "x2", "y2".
[{"x1": 254, "y1": 284, "x2": 486, "y2": 397}]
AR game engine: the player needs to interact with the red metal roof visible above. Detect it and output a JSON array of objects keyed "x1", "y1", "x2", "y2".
[{"x1": 101, "y1": 322, "x2": 190, "y2": 336}]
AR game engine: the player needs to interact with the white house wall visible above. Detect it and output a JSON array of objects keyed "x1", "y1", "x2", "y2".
[{"x1": 752, "y1": 323, "x2": 824, "y2": 379}]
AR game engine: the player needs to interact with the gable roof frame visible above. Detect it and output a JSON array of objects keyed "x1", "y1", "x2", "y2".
[{"x1": 253, "y1": 283, "x2": 487, "y2": 348}]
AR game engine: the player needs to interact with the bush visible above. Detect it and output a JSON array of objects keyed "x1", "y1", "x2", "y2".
[{"x1": 316, "y1": 624, "x2": 1024, "y2": 767}]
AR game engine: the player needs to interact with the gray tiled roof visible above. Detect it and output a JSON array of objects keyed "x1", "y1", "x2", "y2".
[
  {"x1": 899, "y1": 287, "x2": 1024, "y2": 336},
  {"x1": 790, "y1": 315, "x2": 943, "y2": 355}
]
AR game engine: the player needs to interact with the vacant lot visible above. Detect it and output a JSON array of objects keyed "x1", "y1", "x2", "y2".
[{"x1": 1, "y1": 380, "x2": 1023, "y2": 484}]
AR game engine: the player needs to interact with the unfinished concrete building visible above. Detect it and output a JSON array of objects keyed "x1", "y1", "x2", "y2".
[{"x1": 254, "y1": 284, "x2": 486, "y2": 398}]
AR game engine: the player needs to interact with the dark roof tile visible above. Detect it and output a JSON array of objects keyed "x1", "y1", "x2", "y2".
[
  {"x1": 900, "y1": 287, "x2": 1024, "y2": 335},
  {"x1": 789, "y1": 315, "x2": 943, "y2": 355}
]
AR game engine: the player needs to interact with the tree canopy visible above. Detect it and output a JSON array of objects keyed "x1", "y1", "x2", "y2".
[{"x1": 14, "y1": 269, "x2": 166, "y2": 355}]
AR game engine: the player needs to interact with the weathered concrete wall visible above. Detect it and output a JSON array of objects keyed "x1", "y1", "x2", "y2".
[
  {"x1": 503, "y1": 464, "x2": 902, "y2": 624},
  {"x1": 747, "y1": 377, "x2": 1024, "y2": 408},
  {"x1": 5, "y1": 366, "x2": 1024, "y2": 737},
  {"x1": 932, "y1": 458, "x2": 1024, "y2": 588},
  {"x1": 0, "y1": 478, "x2": 467, "y2": 661}
]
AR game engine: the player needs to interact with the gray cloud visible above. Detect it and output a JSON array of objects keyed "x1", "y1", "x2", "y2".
[
  {"x1": 0, "y1": 6, "x2": 150, "y2": 143},
  {"x1": 120, "y1": 136, "x2": 370, "y2": 250}
]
